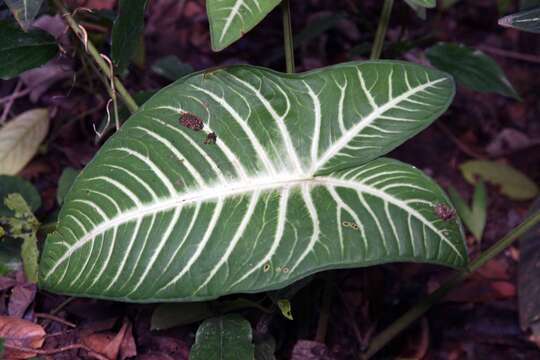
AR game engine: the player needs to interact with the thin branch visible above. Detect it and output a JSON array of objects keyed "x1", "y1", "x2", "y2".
[
  {"x1": 53, "y1": 0, "x2": 138, "y2": 114},
  {"x1": 363, "y1": 209, "x2": 540, "y2": 359}
]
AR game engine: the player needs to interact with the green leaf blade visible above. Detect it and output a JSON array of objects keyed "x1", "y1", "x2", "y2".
[
  {"x1": 499, "y1": 6, "x2": 540, "y2": 33},
  {"x1": 39, "y1": 61, "x2": 466, "y2": 302},
  {"x1": 426, "y1": 42, "x2": 520, "y2": 100},
  {"x1": 207, "y1": 0, "x2": 282, "y2": 51},
  {"x1": 111, "y1": 0, "x2": 148, "y2": 73},
  {"x1": 190, "y1": 315, "x2": 254, "y2": 360},
  {"x1": 0, "y1": 21, "x2": 57, "y2": 79},
  {"x1": 4, "y1": 0, "x2": 44, "y2": 31}
]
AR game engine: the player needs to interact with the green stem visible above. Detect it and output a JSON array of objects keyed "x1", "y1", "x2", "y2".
[
  {"x1": 54, "y1": 0, "x2": 138, "y2": 114},
  {"x1": 282, "y1": 0, "x2": 295, "y2": 73},
  {"x1": 315, "y1": 273, "x2": 334, "y2": 343},
  {"x1": 363, "y1": 209, "x2": 540, "y2": 359},
  {"x1": 370, "y1": 0, "x2": 394, "y2": 60}
]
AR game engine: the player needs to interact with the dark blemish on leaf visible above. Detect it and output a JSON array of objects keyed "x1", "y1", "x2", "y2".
[
  {"x1": 434, "y1": 203, "x2": 456, "y2": 221},
  {"x1": 204, "y1": 132, "x2": 217, "y2": 144},
  {"x1": 282, "y1": 267, "x2": 289, "y2": 274},
  {"x1": 179, "y1": 112, "x2": 204, "y2": 131},
  {"x1": 263, "y1": 263, "x2": 271, "y2": 272}
]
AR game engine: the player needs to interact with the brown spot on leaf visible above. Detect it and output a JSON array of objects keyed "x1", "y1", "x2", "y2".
[
  {"x1": 179, "y1": 112, "x2": 204, "y2": 131},
  {"x1": 204, "y1": 132, "x2": 217, "y2": 144}
]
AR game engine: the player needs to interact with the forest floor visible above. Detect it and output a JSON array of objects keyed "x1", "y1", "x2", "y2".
[{"x1": 1, "y1": 0, "x2": 540, "y2": 359}]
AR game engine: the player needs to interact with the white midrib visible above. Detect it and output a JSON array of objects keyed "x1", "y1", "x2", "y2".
[
  {"x1": 310, "y1": 77, "x2": 448, "y2": 174},
  {"x1": 44, "y1": 172, "x2": 462, "y2": 280}
]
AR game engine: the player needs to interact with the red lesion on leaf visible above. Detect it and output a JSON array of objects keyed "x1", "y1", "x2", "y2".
[
  {"x1": 434, "y1": 203, "x2": 456, "y2": 221},
  {"x1": 203, "y1": 132, "x2": 217, "y2": 144},
  {"x1": 179, "y1": 112, "x2": 204, "y2": 131}
]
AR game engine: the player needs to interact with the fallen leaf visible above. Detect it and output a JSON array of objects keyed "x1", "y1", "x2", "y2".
[
  {"x1": 460, "y1": 160, "x2": 539, "y2": 200},
  {"x1": 0, "y1": 109, "x2": 50, "y2": 175},
  {"x1": 8, "y1": 284, "x2": 36, "y2": 318},
  {"x1": 291, "y1": 340, "x2": 336, "y2": 360},
  {"x1": 0, "y1": 315, "x2": 45, "y2": 359},
  {"x1": 82, "y1": 319, "x2": 132, "y2": 360}
]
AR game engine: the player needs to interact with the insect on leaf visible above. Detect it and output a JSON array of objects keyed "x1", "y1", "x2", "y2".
[{"x1": 39, "y1": 61, "x2": 467, "y2": 302}]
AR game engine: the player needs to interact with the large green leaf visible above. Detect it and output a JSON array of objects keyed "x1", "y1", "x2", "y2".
[
  {"x1": 499, "y1": 6, "x2": 540, "y2": 33},
  {"x1": 0, "y1": 21, "x2": 57, "y2": 80},
  {"x1": 39, "y1": 61, "x2": 467, "y2": 302},
  {"x1": 206, "y1": 0, "x2": 281, "y2": 51}
]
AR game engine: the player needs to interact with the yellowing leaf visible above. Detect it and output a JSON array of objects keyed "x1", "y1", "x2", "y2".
[
  {"x1": 0, "y1": 108, "x2": 49, "y2": 175},
  {"x1": 460, "y1": 160, "x2": 538, "y2": 200}
]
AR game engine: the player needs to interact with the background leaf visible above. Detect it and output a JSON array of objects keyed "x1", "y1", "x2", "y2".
[
  {"x1": 151, "y1": 302, "x2": 214, "y2": 330},
  {"x1": 190, "y1": 315, "x2": 254, "y2": 360},
  {"x1": 499, "y1": 6, "x2": 540, "y2": 33},
  {"x1": 518, "y1": 198, "x2": 540, "y2": 337},
  {"x1": 448, "y1": 182, "x2": 486, "y2": 241},
  {"x1": 206, "y1": 0, "x2": 282, "y2": 51},
  {"x1": 0, "y1": 315, "x2": 45, "y2": 358},
  {"x1": 40, "y1": 62, "x2": 467, "y2": 302},
  {"x1": 0, "y1": 20, "x2": 57, "y2": 79},
  {"x1": 0, "y1": 175, "x2": 41, "y2": 216},
  {"x1": 4, "y1": 194, "x2": 40, "y2": 283},
  {"x1": 0, "y1": 241, "x2": 22, "y2": 276},
  {"x1": 460, "y1": 160, "x2": 538, "y2": 200},
  {"x1": 151, "y1": 55, "x2": 194, "y2": 81},
  {"x1": 0, "y1": 109, "x2": 49, "y2": 175},
  {"x1": 405, "y1": 0, "x2": 436, "y2": 7},
  {"x1": 426, "y1": 42, "x2": 521, "y2": 99},
  {"x1": 4, "y1": 0, "x2": 43, "y2": 30},
  {"x1": 111, "y1": 0, "x2": 148, "y2": 74},
  {"x1": 56, "y1": 168, "x2": 79, "y2": 205}
]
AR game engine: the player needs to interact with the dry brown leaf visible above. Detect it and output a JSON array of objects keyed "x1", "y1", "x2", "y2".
[
  {"x1": 81, "y1": 320, "x2": 132, "y2": 360},
  {"x1": 0, "y1": 315, "x2": 46, "y2": 359},
  {"x1": 8, "y1": 284, "x2": 36, "y2": 318}
]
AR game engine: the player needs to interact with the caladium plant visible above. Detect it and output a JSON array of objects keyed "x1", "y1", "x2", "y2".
[{"x1": 39, "y1": 61, "x2": 467, "y2": 301}]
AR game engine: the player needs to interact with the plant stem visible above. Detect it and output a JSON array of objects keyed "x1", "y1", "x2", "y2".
[
  {"x1": 370, "y1": 0, "x2": 394, "y2": 60},
  {"x1": 53, "y1": 0, "x2": 138, "y2": 114},
  {"x1": 363, "y1": 209, "x2": 540, "y2": 359},
  {"x1": 315, "y1": 273, "x2": 334, "y2": 343},
  {"x1": 281, "y1": 0, "x2": 295, "y2": 73}
]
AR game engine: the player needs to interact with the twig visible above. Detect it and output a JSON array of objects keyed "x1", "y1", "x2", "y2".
[
  {"x1": 478, "y1": 45, "x2": 540, "y2": 64},
  {"x1": 362, "y1": 209, "x2": 540, "y2": 359},
  {"x1": 0, "y1": 81, "x2": 23, "y2": 124},
  {"x1": 315, "y1": 273, "x2": 334, "y2": 343},
  {"x1": 436, "y1": 122, "x2": 487, "y2": 160},
  {"x1": 5, "y1": 343, "x2": 108, "y2": 360},
  {"x1": 53, "y1": 0, "x2": 138, "y2": 114},
  {"x1": 35, "y1": 312, "x2": 77, "y2": 328}
]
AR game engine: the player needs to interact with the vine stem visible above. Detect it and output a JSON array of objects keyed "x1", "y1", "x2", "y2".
[
  {"x1": 370, "y1": 0, "x2": 394, "y2": 60},
  {"x1": 363, "y1": 209, "x2": 540, "y2": 359},
  {"x1": 53, "y1": 0, "x2": 138, "y2": 114},
  {"x1": 282, "y1": 0, "x2": 295, "y2": 73}
]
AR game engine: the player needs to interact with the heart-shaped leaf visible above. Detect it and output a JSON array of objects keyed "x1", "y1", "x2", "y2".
[
  {"x1": 190, "y1": 315, "x2": 254, "y2": 360},
  {"x1": 39, "y1": 61, "x2": 467, "y2": 302},
  {"x1": 206, "y1": 0, "x2": 281, "y2": 51}
]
